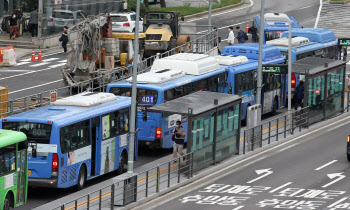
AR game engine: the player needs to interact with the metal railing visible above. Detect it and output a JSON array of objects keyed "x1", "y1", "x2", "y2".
[
  {"x1": 0, "y1": 30, "x2": 218, "y2": 118},
  {"x1": 243, "y1": 107, "x2": 309, "y2": 154}
]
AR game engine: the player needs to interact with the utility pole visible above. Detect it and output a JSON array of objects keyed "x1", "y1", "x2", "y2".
[
  {"x1": 256, "y1": 0, "x2": 264, "y2": 105},
  {"x1": 128, "y1": 0, "x2": 141, "y2": 174},
  {"x1": 287, "y1": 19, "x2": 292, "y2": 117},
  {"x1": 208, "y1": 0, "x2": 212, "y2": 33}
]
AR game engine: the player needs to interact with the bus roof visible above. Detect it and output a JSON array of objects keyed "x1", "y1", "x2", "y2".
[
  {"x1": 281, "y1": 28, "x2": 337, "y2": 43},
  {"x1": 2, "y1": 96, "x2": 131, "y2": 127},
  {"x1": 275, "y1": 42, "x2": 332, "y2": 55},
  {"x1": 221, "y1": 43, "x2": 284, "y2": 62},
  {"x1": 0, "y1": 129, "x2": 27, "y2": 148},
  {"x1": 254, "y1": 15, "x2": 301, "y2": 30}
]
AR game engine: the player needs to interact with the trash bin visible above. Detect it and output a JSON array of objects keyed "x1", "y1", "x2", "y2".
[{"x1": 113, "y1": 173, "x2": 138, "y2": 206}]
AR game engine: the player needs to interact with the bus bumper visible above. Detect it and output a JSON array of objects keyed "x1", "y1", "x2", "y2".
[
  {"x1": 139, "y1": 138, "x2": 162, "y2": 148},
  {"x1": 29, "y1": 177, "x2": 58, "y2": 188}
]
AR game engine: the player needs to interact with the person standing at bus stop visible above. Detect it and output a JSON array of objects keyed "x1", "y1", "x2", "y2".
[
  {"x1": 172, "y1": 121, "x2": 186, "y2": 162},
  {"x1": 294, "y1": 80, "x2": 304, "y2": 110},
  {"x1": 227, "y1": 26, "x2": 235, "y2": 46}
]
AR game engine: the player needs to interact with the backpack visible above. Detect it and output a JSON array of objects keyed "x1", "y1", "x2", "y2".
[{"x1": 243, "y1": 31, "x2": 248, "y2": 41}]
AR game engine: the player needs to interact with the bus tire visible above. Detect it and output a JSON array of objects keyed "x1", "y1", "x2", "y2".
[
  {"x1": 117, "y1": 151, "x2": 127, "y2": 174},
  {"x1": 3, "y1": 194, "x2": 11, "y2": 210},
  {"x1": 76, "y1": 165, "x2": 86, "y2": 191},
  {"x1": 347, "y1": 154, "x2": 350, "y2": 162}
]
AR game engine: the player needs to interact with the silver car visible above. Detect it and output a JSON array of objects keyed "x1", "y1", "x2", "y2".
[{"x1": 48, "y1": 10, "x2": 87, "y2": 32}]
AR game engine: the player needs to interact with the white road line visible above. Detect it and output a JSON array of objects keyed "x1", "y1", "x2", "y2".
[
  {"x1": 43, "y1": 58, "x2": 59, "y2": 62},
  {"x1": 20, "y1": 51, "x2": 63, "y2": 62},
  {"x1": 0, "y1": 67, "x2": 51, "y2": 81},
  {"x1": 0, "y1": 70, "x2": 33, "y2": 72},
  {"x1": 15, "y1": 62, "x2": 30, "y2": 66},
  {"x1": 8, "y1": 79, "x2": 63, "y2": 94},
  {"x1": 58, "y1": 60, "x2": 67, "y2": 63},
  {"x1": 315, "y1": 160, "x2": 338, "y2": 171},
  {"x1": 187, "y1": 0, "x2": 254, "y2": 23},
  {"x1": 328, "y1": 197, "x2": 349, "y2": 208},
  {"x1": 30, "y1": 62, "x2": 50, "y2": 67},
  {"x1": 232, "y1": 206, "x2": 244, "y2": 210},
  {"x1": 50, "y1": 63, "x2": 65, "y2": 68},
  {"x1": 299, "y1": 5, "x2": 318, "y2": 10},
  {"x1": 269, "y1": 182, "x2": 293, "y2": 193},
  {"x1": 314, "y1": 0, "x2": 323, "y2": 28}
]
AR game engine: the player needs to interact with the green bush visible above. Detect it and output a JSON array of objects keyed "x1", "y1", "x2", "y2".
[{"x1": 128, "y1": 0, "x2": 147, "y2": 16}]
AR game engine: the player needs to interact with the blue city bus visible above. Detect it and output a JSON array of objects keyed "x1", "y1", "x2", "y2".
[
  {"x1": 107, "y1": 44, "x2": 285, "y2": 149},
  {"x1": 253, "y1": 13, "x2": 302, "y2": 43},
  {"x1": 269, "y1": 28, "x2": 338, "y2": 96},
  {"x1": 0, "y1": 92, "x2": 134, "y2": 189},
  {"x1": 221, "y1": 43, "x2": 286, "y2": 120}
]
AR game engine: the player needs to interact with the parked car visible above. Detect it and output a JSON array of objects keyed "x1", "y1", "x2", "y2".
[
  {"x1": 110, "y1": 12, "x2": 143, "y2": 33},
  {"x1": 48, "y1": 10, "x2": 87, "y2": 32}
]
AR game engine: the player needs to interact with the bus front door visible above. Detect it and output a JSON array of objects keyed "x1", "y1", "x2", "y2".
[
  {"x1": 16, "y1": 149, "x2": 27, "y2": 205},
  {"x1": 91, "y1": 117, "x2": 101, "y2": 176}
]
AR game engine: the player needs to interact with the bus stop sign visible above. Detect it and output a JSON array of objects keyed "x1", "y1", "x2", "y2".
[
  {"x1": 262, "y1": 64, "x2": 288, "y2": 74},
  {"x1": 50, "y1": 90, "x2": 57, "y2": 103},
  {"x1": 338, "y1": 38, "x2": 350, "y2": 46}
]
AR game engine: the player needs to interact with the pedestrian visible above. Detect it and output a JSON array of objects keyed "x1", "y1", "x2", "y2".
[
  {"x1": 16, "y1": 6, "x2": 24, "y2": 35},
  {"x1": 236, "y1": 26, "x2": 245, "y2": 44},
  {"x1": 294, "y1": 80, "x2": 304, "y2": 110},
  {"x1": 172, "y1": 121, "x2": 186, "y2": 162},
  {"x1": 30, "y1": 7, "x2": 39, "y2": 37},
  {"x1": 8, "y1": 13, "x2": 19, "y2": 40},
  {"x1": 60, "y1": 26, "x2": 69, "y2": 54},
  {"x1": 213, "y1": 27, "x2": 221, "y2": 54},
  {"x1": 227, "y1": 26, "x2": 235, "y2": 46},
  {"x1": 248, "y1": 25, "x2": 258, "y2": 43}
]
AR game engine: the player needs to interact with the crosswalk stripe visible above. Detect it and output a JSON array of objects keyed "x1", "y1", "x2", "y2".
[{"x1": 30, "y1": 62, "x2": 50, "y2": 67}]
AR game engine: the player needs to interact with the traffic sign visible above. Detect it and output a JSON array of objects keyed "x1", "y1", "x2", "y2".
[
  {"x1": 50, "y1": 89, "x2": 58, "y2": 103},
  {"x1": 262, "y1": 64, "x2": 288, "y2": 74},
  {"x1": 338, "y1": 38, "x2": 350, "y2": 46}
]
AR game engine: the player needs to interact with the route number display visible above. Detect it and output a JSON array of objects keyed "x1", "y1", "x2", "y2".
[
  {"x1": 262, "y1": 64, "x2": 288, "y2": 74},
  {"x1": 141, "y1": 95, "x2": 154, "y2": 104},
  {"x1": 338, "y1": 38, "x2": 350, "y2": 46}
]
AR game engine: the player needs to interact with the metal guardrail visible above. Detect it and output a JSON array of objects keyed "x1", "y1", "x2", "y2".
[
  {"x1": 243, "y1": 107, "x2": 309, "y2": 154},
  {"x1": 0, "y1": 30, "x2": 218, "y2": 118}
]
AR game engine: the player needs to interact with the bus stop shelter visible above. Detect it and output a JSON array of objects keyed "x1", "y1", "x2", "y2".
[
  {"x1": 148, "y1": 91, "x2": 242, "y2": 171},
  {"x1": 292, "y1": 57, "x2": 346, "y2": 124}
]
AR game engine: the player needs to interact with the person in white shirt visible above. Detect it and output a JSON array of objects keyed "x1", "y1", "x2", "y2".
[{"x1": 227, "y1": 26, "x2": 235, "y2": 46}]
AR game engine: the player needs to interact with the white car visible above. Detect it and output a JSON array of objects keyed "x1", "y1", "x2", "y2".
[{"x1": 110, "y1": 12, "x2": 143, "y2": 33}]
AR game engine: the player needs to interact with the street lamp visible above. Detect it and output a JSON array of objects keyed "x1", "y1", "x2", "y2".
[{"x1": 263, "y1": 13, "x2": 292, "y2": 117}]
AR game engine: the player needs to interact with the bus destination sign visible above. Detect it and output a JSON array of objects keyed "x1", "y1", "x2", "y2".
[
  {"x1": 338, "y1": 38, "x2": 350, "y2": 46},
  {"x1": 262, "y1": 64, "x2": 288, "y2": 74}
]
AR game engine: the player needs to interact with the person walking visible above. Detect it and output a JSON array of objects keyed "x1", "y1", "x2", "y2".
[
  {"x1": 294, "y1": 80, "x2": 304, "y2": 110},
  {"x1": 227, "y1": 26, "x2": 235, "y2": 46},
  {"x1": 172, "y1": 121, "x2": 186, "y2": 162},
  {"x1": 8, "y1": 13, "x2": 19, "y2": 40},
  {"x1": 236, "y1": 26, "x2": 245, "y2": 44},
  {"x1": 60, "y1": 26, "x2": 69, "y2": 53},
  {"x1": 30, "y1": 7, "x2": 39, "y2": 37}
]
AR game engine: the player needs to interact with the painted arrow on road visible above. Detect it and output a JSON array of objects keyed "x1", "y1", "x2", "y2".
[
  {"x1": 322, "y1": 173, "x2": 346, "y2": 188},
  {"x1": 247, "y1": 168, "x2": 273, "y2": 184}
]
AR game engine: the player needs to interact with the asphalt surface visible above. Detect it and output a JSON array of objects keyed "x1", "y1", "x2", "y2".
[
  {"x1": 149, "y1": 113, "x2": 350, "y2": 210},
  {"x1": 3, "y1": 0, "x2": 331, "y2": 209}
]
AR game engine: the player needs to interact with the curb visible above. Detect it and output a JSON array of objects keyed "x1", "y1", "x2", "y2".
[
  {"x1": 122, "y1": 111, "x2": 350, "y2": 210},
  {"x1": 184, "y1": 0, "x2": 246, "y2": 20}
]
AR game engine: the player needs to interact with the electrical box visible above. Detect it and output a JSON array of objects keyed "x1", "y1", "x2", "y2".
[
  {"x1": 113, "y1": 173, "x2": 137, "y2": 206},
  {"x1": 247, "y1": 104, "x2": 261, "y2": 129}
]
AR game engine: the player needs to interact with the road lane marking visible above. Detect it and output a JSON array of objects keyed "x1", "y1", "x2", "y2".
[
  {"x1": 315, "y1": 160, "x2": 338, "y2": 171},
  {"x1": 186, "y1": 0, "x2": 254, "y2": 23},
  {"x1": 232, "y1": 206, "x2": 244, "y2": 210},
  {"x1": 314, "y1": 0, "x2": 323, "y2": 28},
  {"x1": 49, "y1": 63, "x2": 66, "y2": 68},
  {"x1": 269, "y1": 182, "x2": 293, "y2": 193},
  {"x1": 30, "y1": 62, "x2": 50, "y2": 67},
  {"x1": 0, "y1": 70, "x2": 33, "y2": 72},
  {"x1": 20, "y1": 51, "x2": 63, "y2": 62},
  {"x1": 247, "y1": 168, "x2": 273, "y2": 183},
  {"x1": 322, "y1": 173, "x2": 346, "y2": 188},
  {"x1": 326, "y1": 122, "x2": 348, "y2": 132},
  {"x1": 328, "y1": 197, "x2": 349, "y2": 208},
  {"x1": 299, "y1": 5, "x2": 318, "y2": 10},
  {"x1": 8, "y1": 79, "x2": 63, "y2": 94},
  {"x1": 0, "y1": 65, "x2": 62, "y2": 81},
  {"x1": 15, "y1": 62, "x2": 30, "y2": 66}
]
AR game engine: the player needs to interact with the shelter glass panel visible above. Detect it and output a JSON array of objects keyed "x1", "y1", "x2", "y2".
[
  {"x1": 307, "y1": 74, "x2": 325, "y2": 123},
  {"x1": 326, "y1": 67, "x2": 344, "y2": 117}
]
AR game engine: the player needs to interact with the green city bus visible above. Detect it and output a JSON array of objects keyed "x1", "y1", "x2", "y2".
[{"x1": 0, "y1": 129, "x2": 28, "y2": 210}]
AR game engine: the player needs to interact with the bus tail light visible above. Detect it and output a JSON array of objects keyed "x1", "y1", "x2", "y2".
[
  {"x1": 52, "y1": 153, "x2": 59, "y2": 176},
  {"x1": 156, "y1": 127, "x2": 162, "y2": 139},
  {"x1": 291, "y1": 74, "x2": 296, "y2": 88},
  {"x1": 347, "y1": 136, "x2": 350, "y2": 143}
]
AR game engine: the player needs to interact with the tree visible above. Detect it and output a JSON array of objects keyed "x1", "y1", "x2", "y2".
[
  {"x1": 160, "y1": 0, "x2": 166, "y2": 8},
  {"x1": 127, "y1": 0, "x2": 147, "y2": 17},
  {"x1": 144, "y1": 0, "x2": 149, "y2": 9}
]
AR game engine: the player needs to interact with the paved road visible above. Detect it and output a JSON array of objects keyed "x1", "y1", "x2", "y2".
[{"x1": 148, "y1": 115, "x2": 350, "y2": 210}]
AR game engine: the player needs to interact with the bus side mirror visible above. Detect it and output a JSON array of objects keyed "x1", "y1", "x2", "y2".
[{"x1": 143, "y1": 110, "x2": 147, "y2": 122}]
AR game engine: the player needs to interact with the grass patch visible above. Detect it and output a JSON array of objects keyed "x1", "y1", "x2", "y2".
[
  {"x1": 330, "y1": 0, "x2": 347, "y2": 1},
  {"x1": 148, "y1": 0, "x2": 242, "y2": 16}
]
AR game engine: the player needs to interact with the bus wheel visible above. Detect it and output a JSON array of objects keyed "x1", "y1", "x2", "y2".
[
  {"x1": 76, "y1": 165, "x2": 86, "y2": 191},
  {"x1": 347, "y1": 154, "x2": 350, "y2": 162},
  {"x1": 3, "y1": 194, "x2": 11, "y2": 210},
  {"x1": 117, "y1": 153, "x2": 127, "y2": 174}
]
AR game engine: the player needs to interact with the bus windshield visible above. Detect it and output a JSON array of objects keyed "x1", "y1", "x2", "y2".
[
  {"x1": 265, "y1": 31, "x2": 283, "y2": 42},
  {"x1": 109, "y1": 87, "x2": 158, "y2": 104},
  {"x1": 3, "y1": 122, "x2": 52, "y2": 144}
]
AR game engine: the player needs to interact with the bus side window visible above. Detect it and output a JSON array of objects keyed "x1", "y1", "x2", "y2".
[{"x1": 0, "y1": 151, "x2": 4, "y2": 174}]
